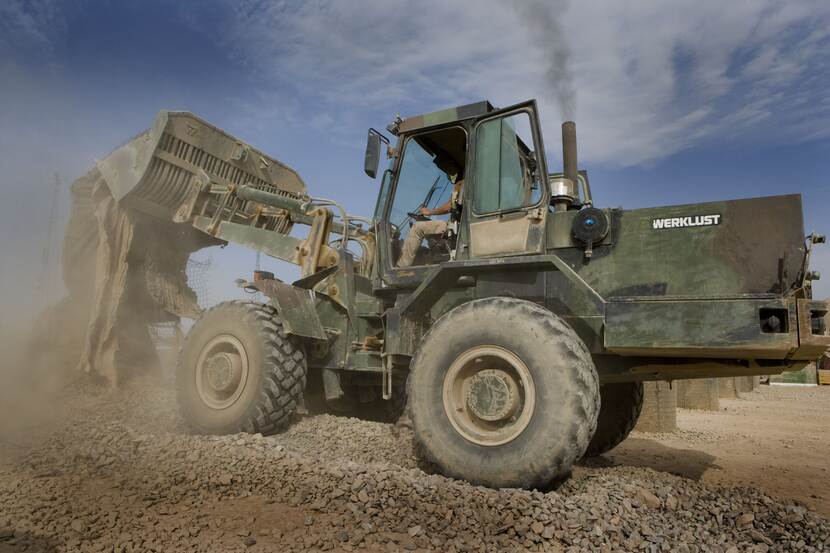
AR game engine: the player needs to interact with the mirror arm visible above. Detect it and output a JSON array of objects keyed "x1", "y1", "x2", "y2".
[{"x1": 370, "y1": 128, "x2": 391, "y2": 145}]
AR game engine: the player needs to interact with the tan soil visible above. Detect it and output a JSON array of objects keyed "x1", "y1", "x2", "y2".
[
  {"x1": 1, "y1": 378, "x2": 827, "y2": 551},
  {"x1": 602, "y1": 385, "x2": 830, "y2": 517}
]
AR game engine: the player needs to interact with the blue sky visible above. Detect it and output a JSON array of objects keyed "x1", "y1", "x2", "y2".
[{"x1": 1, "y1": 0, "x2": 829, "y2": 321}]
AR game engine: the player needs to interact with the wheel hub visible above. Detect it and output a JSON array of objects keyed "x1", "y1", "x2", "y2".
[
  {"x1": 195, "y1": 334, "x2": 250, "y2": 410},
  {"x1": 204, "y1": 352, "x2": 242, "y2": 393},
  {"x1": 442, "y1": 346, "x2": 536, "y2": 447},
  {"x1": 465, "y1": 369, "x2": 520, "y2": 422}
]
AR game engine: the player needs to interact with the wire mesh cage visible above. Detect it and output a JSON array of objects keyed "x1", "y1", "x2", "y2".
[{"x1": 186, "y1": 254, "x2": 213, "y2": 309}]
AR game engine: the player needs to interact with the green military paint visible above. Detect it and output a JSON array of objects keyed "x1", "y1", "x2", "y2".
[{"x1": 97, "y1": 101, "x2": 829, "y2": 391}]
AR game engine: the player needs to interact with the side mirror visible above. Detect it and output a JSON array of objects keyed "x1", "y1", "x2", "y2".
[
  {"x1": 364, "y1": 128, "x2": 390, "y2": 179},
  {"x1": 364, "y1": 131, "x2": 381, "y2": 178}
]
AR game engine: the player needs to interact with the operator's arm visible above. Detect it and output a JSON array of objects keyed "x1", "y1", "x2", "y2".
[
  {"x1": 419, "y1": 180, "x2": 463, "y2": 216},
  {"x1": 420, "y1": 200, "x2": 451, "y2": 216}
]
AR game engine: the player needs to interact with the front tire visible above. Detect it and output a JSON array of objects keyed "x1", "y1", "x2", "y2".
[
  {"x1": 408, "y1": 297, "x2": 599, "y2": 489},
  {"x1": 177, "y1": 301, "x2": 306, "y2": 435}
]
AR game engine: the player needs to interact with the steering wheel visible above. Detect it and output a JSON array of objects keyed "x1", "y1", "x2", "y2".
[{"x1": 407, "y1": 211, "x2": 431, "y2": 222}]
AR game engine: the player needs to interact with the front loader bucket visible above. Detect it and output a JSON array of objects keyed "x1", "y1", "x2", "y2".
[{"x1": 96, "y1": 110, "x2": 307, "y2": 219}]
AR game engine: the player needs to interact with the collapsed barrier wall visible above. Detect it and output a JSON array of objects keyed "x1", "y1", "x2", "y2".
[{"x1": 29, "y1": 168, "x2": 204, "y2": 386}]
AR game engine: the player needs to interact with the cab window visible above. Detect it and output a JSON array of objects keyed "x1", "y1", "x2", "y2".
[
  {"x1": 373, "y1": 169, "x2": 393, "y2": 221},
  {"x1": 386, "y1": 126, "x2": 466, "y2": 267},
  {"x1": 389, "y1": 140, "x2": 455, "y2": 230},
  {"x1": 473, "y1": 112, "x2": 542, "y2": 214}
]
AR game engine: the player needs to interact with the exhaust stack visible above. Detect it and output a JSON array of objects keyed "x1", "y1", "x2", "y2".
[
  {"x1": 551, "y1": 121, "x2": 579, "y2": 212},
  {"x1": 562, "y1": 121, "x2": 578, "y2": 185}
]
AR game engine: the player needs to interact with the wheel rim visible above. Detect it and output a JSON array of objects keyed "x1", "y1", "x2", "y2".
[
  {"x1": 195, "y1": 334, "x2": 250, "y2": 410},
  {"x1": 442, "y1": 345, "x2": 536, "y2": 446}
]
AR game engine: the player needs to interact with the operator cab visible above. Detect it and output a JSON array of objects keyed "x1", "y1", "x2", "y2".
[
  {"x1": 366, "y1": 99, "x2": 597, "y2": 287},
  {"x1": 386, "y1": 126, "x2": 466, "y2": 268}
]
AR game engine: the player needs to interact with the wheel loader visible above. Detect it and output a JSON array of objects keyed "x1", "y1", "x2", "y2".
[{"x1": 94, "y1": 99, "x2": 830, "y2": 489}]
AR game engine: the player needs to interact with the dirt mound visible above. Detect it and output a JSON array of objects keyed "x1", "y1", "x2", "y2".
[{"x1": 0, "y1": 380, "x2": 827, "y2": 552}]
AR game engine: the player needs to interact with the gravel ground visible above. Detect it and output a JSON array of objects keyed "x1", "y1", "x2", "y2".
[
  {"x1": 607, "y1": 385, "x2": 830, "y2": 518},
  {"x1": 0, "y1": 379, "x2": 828, "y2": 553}
]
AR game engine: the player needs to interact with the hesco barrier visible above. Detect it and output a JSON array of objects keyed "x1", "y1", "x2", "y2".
[
  {"x1": 718, "y1": 377, "x2": 740, "y2": 399},
  {"x1": 735, "y1": 376, "x2": 755, "y2": 394},
  {"x1": 635, "y1": 381, "x2": 677, "y2": 433},
  {"x1": 676, "y1": 378, "x2": 719, "y2": 411}
]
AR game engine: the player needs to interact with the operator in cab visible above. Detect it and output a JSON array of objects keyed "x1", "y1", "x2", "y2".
[{"x1": 397, "y1": 163, "x2": 464, "y2": 267}]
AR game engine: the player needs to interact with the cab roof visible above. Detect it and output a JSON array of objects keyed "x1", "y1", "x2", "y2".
[{"x1": 398, "y1": 101, "x2": 495, "y2": 134}]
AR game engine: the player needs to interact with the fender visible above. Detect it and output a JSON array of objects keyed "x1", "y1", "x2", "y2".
[{"x1": 245, "y1": 279, "x2": 327, "y2": 341}]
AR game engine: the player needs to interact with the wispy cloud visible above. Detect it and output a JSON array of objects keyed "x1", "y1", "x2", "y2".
[
  {"x1": 203, "y1": 0, "x2": 830, "y2": 166},
  {"x1": 0, "y1": 0, "x2": 67, "y2": 63},
  {"x1": 1, "y1": 0, "x2": 828, "y2": 304},
  {"x1": 6, "y1": 0, "x2": 829, "y2": 166},
  {"x1": 3, "y1": 0, "x2": 829, "y2": 167}
]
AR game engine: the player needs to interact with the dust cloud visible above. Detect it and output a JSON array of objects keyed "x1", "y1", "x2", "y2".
[
  {"x1": 0, "y1": 282, "x2": 78, "y2": 446},
  {"x1": 513, "y1": 0, "x2": 577, "y2": 120},
  {"x1": 0, "y1": 168, "x2": 164, "y2": 444}
]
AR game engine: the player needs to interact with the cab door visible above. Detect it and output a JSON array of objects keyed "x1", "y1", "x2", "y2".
[{"x1": 460, "y1": 100, "x2": 549, "y2": 259}]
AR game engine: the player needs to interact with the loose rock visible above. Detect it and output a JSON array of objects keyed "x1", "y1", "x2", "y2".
[{"x1": 0, "y1": 377, "x2": 827, "y2": 553}]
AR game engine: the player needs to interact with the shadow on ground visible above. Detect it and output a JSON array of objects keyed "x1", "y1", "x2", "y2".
[
  {"x1": 579, "y1": 437, "x2": 720, "y2": 481},
  {"x1": 0, "y1": 529, "x2": 59, "y2": 553}
]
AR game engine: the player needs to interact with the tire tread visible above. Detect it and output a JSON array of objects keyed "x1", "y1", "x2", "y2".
[
  {"x1": 177, "y1": 300, "x2": 306, "y2": 435},
  {"x1": 407, "y1": 297, "x2": 600, "y2": 488}
]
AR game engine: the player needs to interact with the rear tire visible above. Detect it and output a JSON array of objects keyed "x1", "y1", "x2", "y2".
[
  {"x1": 583, "y1": 382, "x2": 643, "y2": 457},
  {"x1": 408, "y1": 297, "x2": 599, "y2": 489},
  {"x1": 177, "y1": 301, "x2": 306, "y2": 435}
]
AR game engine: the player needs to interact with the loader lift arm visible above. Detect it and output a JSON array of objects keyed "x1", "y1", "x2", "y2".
[{"x1": 97, "y1": 110, "x2": 376, "y2": 281}]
